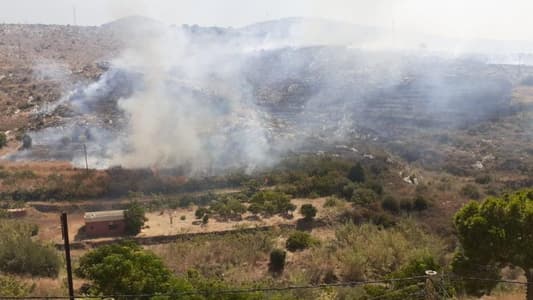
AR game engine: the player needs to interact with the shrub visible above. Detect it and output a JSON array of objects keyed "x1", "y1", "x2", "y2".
[
  {"x1": 249, "y1": 190, "x2": 295, "y2": 216},
  {"x1": 399, "y1": 199, "x2": 413, "y2": 211},
  {"x1": 0, "y1": 133, "x2": 6, "y2": 149},
  {"x1": 474, "y1": 175, "x2": 491, "y2": 184},
  {"x1": 0, "y1": 274, "x2": 30, "y2": 297},
  {"x1": 180, "y1": 215, "x2": 186, "y2": 221},
  {"x1": 300, "y1": 204, "x2": 317, "y2": 220},
  {"x1": 324, "y1": 197, "x2": 342, "y2": 208},
  {"x1": 286, "y1": 231, "x2": 314, "y2": 252},
  {"x1": 202, "y1": 214, "x2": 209, "y2": 225},
  {"x1": 341, "y1": 183, "x2": 357, "y2": 199},
  {"x1": 269, "y1": 249, "x2": 286, "y2": 272},
  {"x1": 366, "y1": 181, "x2": 384, "y2": 195},
  {"x1": 195, "y1": 207, "x2": 209, "y2": 219},
  {"x1": 461, "y1": 184, "x2": 481, "y2": 200},
  {"x1": 413, "y1": 196, "x2": 429, "y2": 211},
  {"x1": 348, "y1": 163, "x2": 365, "y2": 183},
  {"x1": 210, "y1": 196, "x2": 246, "y2": 219},
  {"x1": 381, "y1": 196, "x2": 399, "y2": 213},
  {"x1": 351, "y1": 188, "x2": 378, "y2": 205},
  {"x1": 0, "y1": 220, "x2": 60, "y2": 277}
]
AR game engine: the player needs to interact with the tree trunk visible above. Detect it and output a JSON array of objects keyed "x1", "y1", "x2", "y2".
[{"x1": 527, "y1": 268, "x2": 533, "y2": 300}]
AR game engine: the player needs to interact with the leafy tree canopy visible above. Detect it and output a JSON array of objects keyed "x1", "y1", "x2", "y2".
[
  {"x1": 75, "y1": 241, "x2": 178, "y2": 296},
  {"x1": 124, "y1": 201, "x2": 147, "y2": 235},
  {"x1": 453, "y1": 189, "x2": 533, "y2": 298}
]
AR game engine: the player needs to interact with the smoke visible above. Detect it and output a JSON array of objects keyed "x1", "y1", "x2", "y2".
[
  {"x1": 42, "y1": 19, "x2": 274, "y2": 173},
  {"x1": 13, "y1": 17, "x2": 517, "y2": 173}
]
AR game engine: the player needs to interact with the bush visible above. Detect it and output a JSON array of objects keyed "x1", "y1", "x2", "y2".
[
  {"x1": 269, "y1": 249, "x2": 286, "y2": 272},
  {"x1": 0, "y1": 220, "x2": 60, "y2": 277},
  {"x1": 0, "y1": 133, "x2": 6, "y2": 149},
  {"x1": 202, "y1": 214, "x2": 209, "y2": 225},
  {"x1": 461, "y1": 184, "x2": 481, "y2": 200},
  {"x1": 366, "y1": 181, "x2": 384, "y2": 195},
  {"x1": 286, "y1": 231, "x2": 314, "y2": 252},
  {"x1": 0, "y1": 274, "x2": 30, "y2": 297},
  {"x1": 195, "y1": 207, "x2": 209, "y2": 219},
  {"x1": 324, "y1": 197, "x2": 342, "y2": 208},
  {"x1": 300, "y1": 204, "x2": 317, "y2": 220},
  {"x1": 413, "y1": 196, "x2": 429, "y2": 211},
  {"x1": 341, "y1": 183, "x2": 357, "y2": 199},
  {"x1": 474, "y1": 175, "x2": 491, "y2": 185},
  {"x1": 399, "y1": 199, "x2": 413, "y2": 211},
  {"x1": 180, "y1": 215, "x2": 186, "y2": 221},
  {"x1": 348, "y1": 163, "x2": 365, "y2": 183},
  {"x1": 249, "y1": 190, "x2": 295, "y2": 216},
  {"x1": 351, "y1": 188, "x2": 378, "y2": 205},
  {"x1": 381, "y1": 196, "x2": 399, "y2": 213}
]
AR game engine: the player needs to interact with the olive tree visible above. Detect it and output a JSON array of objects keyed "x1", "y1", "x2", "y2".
[
  {"x1": 75, "y1": 242, "x2": 176, "y2": 296},
  {"x1": 453, "y1": 189, "x2": 533, "y2": 299}
]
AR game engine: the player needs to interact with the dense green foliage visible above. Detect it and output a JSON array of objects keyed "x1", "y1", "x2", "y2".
[
  {"x1": 248, "y1": 190, "x2": 295, "y2": 216},
  {"x1": 269, "y1": 249, "x2": 287, "y2": 273},
  {"x1": 300, "y1": 204, "x2": 317, "y2": 220},
  {"x1": 348, "y1": 163, "x2": 366, "y2": 183},
  {"x1": 195, "y1": 207, "x2": 209, "y2": 219},
  {"x1": 0, "y1": 220, "x2": 60, "y2": 277},
  {"x1": 77, "y1": 242, "x2": 268, "y2": 299},
  {"x1": 286, "y1": 231, "x2": 315, "y2": 252},
  {"x1": 124, "y1": 201, "x2": 147, "y2": 235},
  {"x1": 76, "y1": 241, "x2": 180, "y2": 296},
  {"x1": 453, "y1": 189, "x2": 533, "y2": 297},
  {"x1": 210, "y1": 196, "x2": 246, "y2": 220}
]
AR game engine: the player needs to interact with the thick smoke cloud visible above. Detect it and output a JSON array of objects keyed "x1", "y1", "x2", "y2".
[{"x1": 13, "y1": 18, "x2": 515, "y2": 173}]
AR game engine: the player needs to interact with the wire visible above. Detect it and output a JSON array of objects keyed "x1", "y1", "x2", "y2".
[
  {"x1": 366, "y1": 284, "x2": 424, "y2": 300},
  {"x1": 0, "y1": 276, "x2": 429, "y2": 299},
  {"x1": 0, "y1": 274, "x2": 529, "y2": 299},
  {"x1": 448, "y1": 275, "x2": 529, "y2": 285}
]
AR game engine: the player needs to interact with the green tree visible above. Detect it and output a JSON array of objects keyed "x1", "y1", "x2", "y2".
[
  {"x1": 0, "y1": 220, "x2": 60, "y2": 277},
  {"x1": 75, "y1": 242, "x2": 179, "y2": 297},
  {"x1": 453, "y1": 189, "x2": 533, "y2": 299},
  {"x1": 249, "y1": 191, "x2": 295, "y2": 216},
  {"x1": 300, "y1": 204, "x2": 317, "y2": 220},
  {"x1": 195, "y1": 207, "x2": 209, "y2": 219},
  {"x1": 269, "y1": 249, "x2": 286, "y2": 273},
  {"x1": 0, "y1": 132, "x2": 6, "y2": 149},
  {"x1": 124, "y1": 201, "x2": 147, "y2": 235},
  {"x1": 348, "y1": 163, "x2": 365, "y2": 183}
]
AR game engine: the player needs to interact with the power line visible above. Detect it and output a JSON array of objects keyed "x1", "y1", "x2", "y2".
[
  {"x1": 0, "y1": 275, "x2": 528, "y2": 299},
  {"x1": 0, "y1": 276, "x2": 429, "y2": 299}
]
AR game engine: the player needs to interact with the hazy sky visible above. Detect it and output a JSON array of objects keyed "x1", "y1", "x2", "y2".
[{"x1": 1, "y1": 0, "x2": 532, "y2": 41}]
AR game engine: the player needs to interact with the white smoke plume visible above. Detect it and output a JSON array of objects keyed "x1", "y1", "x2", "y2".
[{"x1": 12, "y1": 16, "x2": 520, "y2": 173}]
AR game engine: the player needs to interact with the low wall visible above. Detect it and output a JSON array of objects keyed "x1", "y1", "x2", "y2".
[{"x1": 56, "y1": 223, "x2": 296, "y2": 250}]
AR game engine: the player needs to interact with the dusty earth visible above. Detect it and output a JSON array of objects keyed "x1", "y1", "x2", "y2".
[{"x1": 26, "y1": 197, "x2": 330, "y2": 244}]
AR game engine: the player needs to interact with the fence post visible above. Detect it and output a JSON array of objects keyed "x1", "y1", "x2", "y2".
[{"x1": 424, "y1": 270, "x2": 438, "y2": 300}]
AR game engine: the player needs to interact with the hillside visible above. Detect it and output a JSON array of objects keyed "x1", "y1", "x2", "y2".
[{"x1": 0, "y1": 17, "x2": 532, "y2": 299}]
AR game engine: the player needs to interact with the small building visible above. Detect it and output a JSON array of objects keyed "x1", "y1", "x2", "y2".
[
  {"x1": 6, "y1": 208, "x2": 27, "y2": 218},
  {"x1": 84, "y1": 210, "x2": 126, "y2": 237}
]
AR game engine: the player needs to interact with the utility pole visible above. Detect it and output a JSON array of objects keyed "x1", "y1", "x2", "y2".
[
  {"x1": 60, "y1": 212, "x2": 75, "y2": 300},
  {"x1": 424, "y1": 270, "x2": 438, "y2": 300}
]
